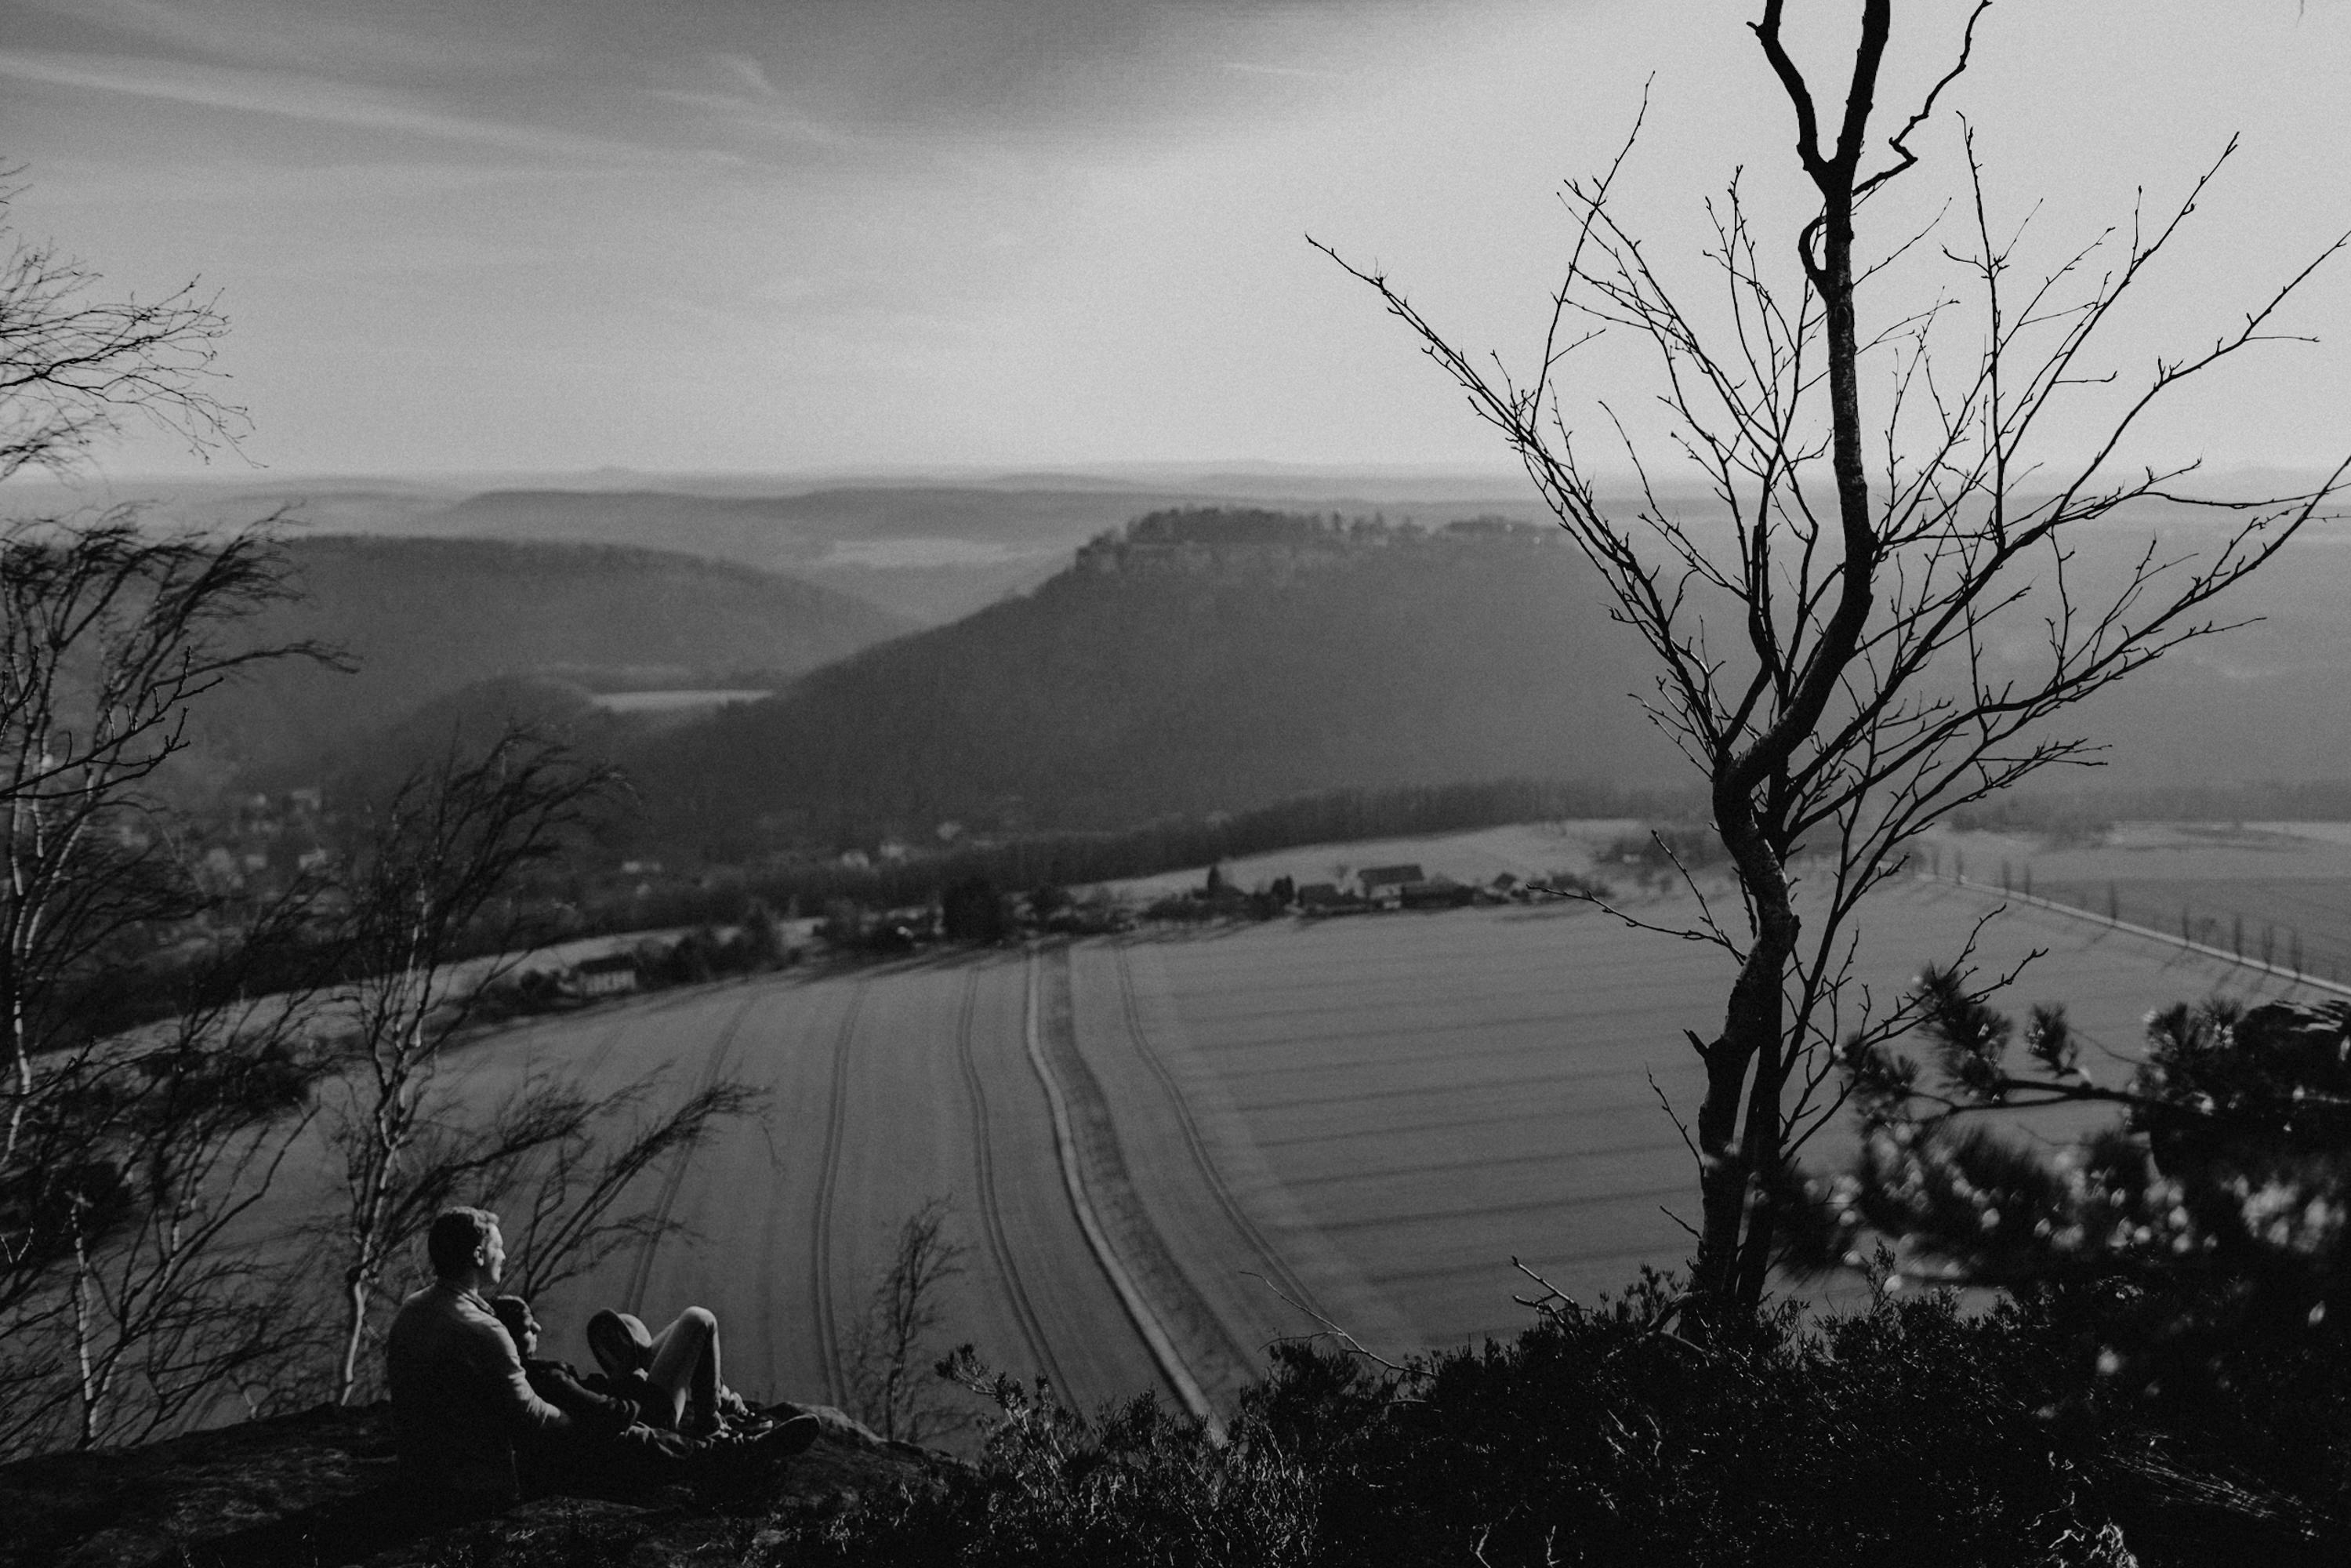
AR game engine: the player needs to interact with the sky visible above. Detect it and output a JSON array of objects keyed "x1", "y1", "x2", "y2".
[{"x1": 4, "y1": 0, "x2": 2351, "y2": 481}]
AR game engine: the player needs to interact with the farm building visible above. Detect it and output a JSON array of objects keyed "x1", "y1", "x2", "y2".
[
  {"x1": 569, "y1": 952, "x2": 639, "y2": 998},
  {"x1": 1401, "y1": 874, "x2": 1475, "y2": 909},
  {"x1": 1358, "y1": 864, "x2": 1424, "y2": 907}
]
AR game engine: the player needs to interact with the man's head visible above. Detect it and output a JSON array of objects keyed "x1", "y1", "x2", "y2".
[
  {"x1": 488, "y1": 1294, "x2": 540, "y2": 1358},
  {"x1": 425, "y1": 1207, "x2": 505, "y2": 1288}
]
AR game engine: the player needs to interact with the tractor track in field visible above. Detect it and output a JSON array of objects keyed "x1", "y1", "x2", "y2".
[
  {"x1": 562, "y1": 984, "x2": 722, "y2": 1084},
  {"x1": 807, "y1": 976, "x2": 870, "y2": 1406},
  {"x1": 953, "y1": 962, "x2": 1071, "y2": 1391},
  {"x1": 620, "y1": 988, "x2": 764, "y2": 1316},
  {"x1": 1111, "y1": 939, "x2": 1331, "y2": 1327}
]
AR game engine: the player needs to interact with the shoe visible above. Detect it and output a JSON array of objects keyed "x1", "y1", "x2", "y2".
[
  {"x1": 700, "y1": 1412, "x2": 819, "y2": 1456},
  {"x1": 695, "y1": 1413, "x2": 821, "y2": 1491},
  {"x1": 753, "y1": 1414, "x2": 821, "y2": 1457}
]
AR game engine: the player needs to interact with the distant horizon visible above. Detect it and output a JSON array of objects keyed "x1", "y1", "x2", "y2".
[
  {"x1": 13, "y1": 455, "x2": 1540, "y2": 488},
  {"x1": 6, "y1": 456, "x2": 2342, "y2": 515}
]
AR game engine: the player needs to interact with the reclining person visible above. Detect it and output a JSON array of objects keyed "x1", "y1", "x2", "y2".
[
  {"x1": 488, "y1": 1296, "x2": 654, "y2": 1428},
  {"x1": 490, "y1": 1294, "x2": 816, "y2": 1498},
  {"x1": 585, "y1": 1303, "x2": 754, "y2": 1436},
  {"x1": 384, "y1": 1208, "x2": 631, "y2": 1519}
]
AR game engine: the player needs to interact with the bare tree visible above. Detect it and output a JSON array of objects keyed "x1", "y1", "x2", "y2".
[
  {"x1": 0, "y1": 519, "x2": 320, "y2": 1165},
  {"x1": 0, "y1": 175, "x2": 245, "y2": 482},
  {"x1": 491, "y1": 1073, "x2": 766, "y2": 1303},
  {"x1": 0, "y1": 902, "x2": 327, "y2": 1456},
  {"x1": 318, "y1": 729, "x2": 622, "y2": 1403},
  {"x1": 0, "y1": 171, "x2": 344, "y2": 1457},
  {"x1": 847, "y1": 1196, "x2": 970, "y2": 1444},
  {"x1": 1325, "y1": 2, "x2": 2350, "y2": 1324}
]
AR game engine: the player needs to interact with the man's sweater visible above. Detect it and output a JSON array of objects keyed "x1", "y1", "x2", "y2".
[{"x1": 384, "y1": 1281, "x2": 574, "y2": 1508}]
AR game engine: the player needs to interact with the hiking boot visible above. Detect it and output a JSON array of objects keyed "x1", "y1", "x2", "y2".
[
  {"x1": 703, "y1": 1411, "x2": 818, "y2": 1457},
  {"x1": 694, "y1": 1413, "x2": 822, "y2": 1494},
  {"x1": 756, "y1": 1413, "x2": 821, "y2": 1456}
]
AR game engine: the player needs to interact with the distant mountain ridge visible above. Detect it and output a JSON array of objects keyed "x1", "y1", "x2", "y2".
[
  {"x1": 406, "y1": 485, "x2": 1221, "y2": 623},
  {"x1": 621, "y1": 509, "x2": 1679, "y2": 854},
  {"x1": 358, "y1": 484, "x2": 1555, "y2": 624},
  {"x1": 190, "y1": 534, "x2": 915, "y2": 788}
]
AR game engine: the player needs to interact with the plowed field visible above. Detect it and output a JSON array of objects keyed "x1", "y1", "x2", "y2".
[
  {"x1": 1068, "y1": 878, "x2": 2330, "y2": 1352},
  {"x1": 333, "y1": 869, "x2": 2339, "y2": 1415}
]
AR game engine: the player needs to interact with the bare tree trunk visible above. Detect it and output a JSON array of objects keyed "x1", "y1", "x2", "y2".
[
  {"x1": 1685, "y1": 0, "x2": 1885, "y2": 1327},
  {"x1": 1690, "y1": 806, "x2": 1796, "y2": 1316},
  {"x1": 70, "y1": 1203, "x2": 100, "y2": 1448},
  {"x1": 336, "y1": 1265, "x2": 372, "y2": 1407}
]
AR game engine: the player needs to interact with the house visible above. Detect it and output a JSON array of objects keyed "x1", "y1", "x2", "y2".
[
  {"x1": 570, "y1": 953, "x2": 639, "y2": 998},
  {"x1": 1357, "y1": 864, "x2": 1424, "y2": 907},
  {"x1": 1401, "y1": 874, "x2": 1474, "y2": 909}
]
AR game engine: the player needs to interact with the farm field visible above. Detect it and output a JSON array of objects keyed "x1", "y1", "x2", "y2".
[
  {"x1": 278, "y1": 835, "x2": 2350, "y2": 1425},
  {"x1": 1062, "y1": 874, "x2": 2336, "y2": 1353},
  {"x1": 394, "y1": 953, "x2": 1186, "y2": 1423},
  {"x1": 1936, "y1": 823, "x2": 2351, "y2": 985}
]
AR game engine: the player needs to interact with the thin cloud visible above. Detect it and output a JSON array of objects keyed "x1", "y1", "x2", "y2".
[
  {"x1": 709, "y1": 51, "x2": 778, "y2": 98},
  {"x1": 1217, "y1": 60, "x2": 1348, "y2": 80},
  {"x1": 0, "y1": 49, "x2": 665, "y2": 164},
  {"x1": 630, "y1": 85, "x2": 853, "y2": 150},
  {"x1": 18, "y1": 0, "x2": 554, "y2": 77}
]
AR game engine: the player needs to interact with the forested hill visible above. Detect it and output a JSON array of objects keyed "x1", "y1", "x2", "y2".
[
  {"x1": 624, "y1": 510, "x2": 1679, "y2": 853},
  {"x1": 411, "y1": 484, "x2": 1214, "y2": 624},
  {"x1": 192, "y1": 535, "x2": 916, "y2": 786}
]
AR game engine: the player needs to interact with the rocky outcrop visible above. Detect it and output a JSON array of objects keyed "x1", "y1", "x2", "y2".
[{"x1": 0, "y1": 1403, "x2": 941, "y2": 1568}]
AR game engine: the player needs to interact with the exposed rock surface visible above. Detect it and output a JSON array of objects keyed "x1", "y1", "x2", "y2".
[{"x1": 0, "y1": 1403, "x2": 938, "y2": 1568}]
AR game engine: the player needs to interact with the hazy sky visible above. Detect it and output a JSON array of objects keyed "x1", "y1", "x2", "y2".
[{"x1": 5, "y1": 0, "x2": 2350, "y2": 479}]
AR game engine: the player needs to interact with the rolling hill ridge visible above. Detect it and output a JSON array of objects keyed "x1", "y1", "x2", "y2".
[
  {"x1": 190, "y1": 535, "x2": 916, "y2": 787},
  {"x1": 622, "y1": 510, "x2": 1680, "y2": 854}
]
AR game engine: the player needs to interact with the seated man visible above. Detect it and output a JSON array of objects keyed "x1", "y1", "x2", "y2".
[{"x1": 383, "y1": 1208, "x2": 630, "y2": 1519}]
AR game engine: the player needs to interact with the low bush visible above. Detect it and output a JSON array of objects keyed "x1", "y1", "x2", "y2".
[{"x1": 763, "y1": 1279, "x2": 2351, "y2": 1567}]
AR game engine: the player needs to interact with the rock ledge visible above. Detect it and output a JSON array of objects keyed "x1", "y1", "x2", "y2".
[{"x1": 0, "y1": 1403, "x2": 938, "y2": 1568}]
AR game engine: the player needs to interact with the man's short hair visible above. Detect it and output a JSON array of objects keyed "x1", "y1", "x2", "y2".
[{"x1": 426, "y1": 1207, "x2": 500, "y2": 1278}]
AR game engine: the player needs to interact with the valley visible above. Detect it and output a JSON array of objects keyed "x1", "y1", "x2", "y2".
[{"x1": 363, "y1": 853, "x2": 2328, "y2": 1418}]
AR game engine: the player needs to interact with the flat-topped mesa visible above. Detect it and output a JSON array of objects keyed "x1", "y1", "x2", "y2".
[{"x1": 1072, "y1": 507, "x2": 1555, "y2": 579}]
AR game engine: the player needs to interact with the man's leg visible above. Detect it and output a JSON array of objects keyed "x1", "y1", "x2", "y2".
[{"x1": 644, "y1": 1306, "x2": 720, "y2": 1431}]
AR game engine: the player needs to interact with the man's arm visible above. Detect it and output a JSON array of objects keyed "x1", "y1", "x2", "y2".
[
  {"x1": 470, "y1": 1319, "x2": 574, "y2": 1436},
  {"x1": 524, "y1": 1359, "x2": 639, "y2": 1436}
]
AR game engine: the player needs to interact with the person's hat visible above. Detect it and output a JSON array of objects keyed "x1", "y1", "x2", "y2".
[{"x1": 586, "y1": 1308, "x2": 653, "y2": 1377}]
